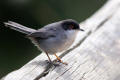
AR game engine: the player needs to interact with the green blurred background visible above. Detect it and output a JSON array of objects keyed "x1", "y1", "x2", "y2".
[{"x1": 0, "y1": 0, "x2": 106, "y2": 78}]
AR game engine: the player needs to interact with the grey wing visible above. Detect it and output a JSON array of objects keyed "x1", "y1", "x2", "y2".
[{"x1": 27, "y1": 28, "x2": 56, "y2": 39}]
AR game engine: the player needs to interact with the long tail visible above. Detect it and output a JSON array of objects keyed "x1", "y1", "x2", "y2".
[{"x1": 4, "y1": 21, "x2": 36, "y2": 34}]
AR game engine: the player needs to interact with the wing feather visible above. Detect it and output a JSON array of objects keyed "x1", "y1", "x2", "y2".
[{"x1": 27, "y1": 28, "x2": 56, "y2": 39}]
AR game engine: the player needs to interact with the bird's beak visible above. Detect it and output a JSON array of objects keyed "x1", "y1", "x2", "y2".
[{"x1": 79, "y1": 28, "x2": 84, "y2": 31}]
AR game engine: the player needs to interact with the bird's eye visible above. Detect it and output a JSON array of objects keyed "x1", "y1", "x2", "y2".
[{"x1": 69, "y1": 25, "x2": 74, "y2": 29}]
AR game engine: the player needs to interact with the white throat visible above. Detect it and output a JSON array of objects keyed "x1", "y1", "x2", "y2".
[{"x1": 66, "y1": 30, "x2": 77, "y2": 36}]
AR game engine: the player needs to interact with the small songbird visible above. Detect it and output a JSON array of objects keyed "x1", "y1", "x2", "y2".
[{"x1": 4, "y1": 19, "x2": 84, "y2": 64}]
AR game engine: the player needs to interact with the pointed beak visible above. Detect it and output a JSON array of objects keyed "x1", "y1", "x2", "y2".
[{"x1": 79, "y1": 28, "x2": 84, "y2": 31}]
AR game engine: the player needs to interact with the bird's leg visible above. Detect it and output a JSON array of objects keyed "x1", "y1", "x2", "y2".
[
  {"x1": 54, "y1": 53, "x2": 68, "y2": 65},
  {"x1": 45, "y1": 52, "x2": 52, "y2": 62}
]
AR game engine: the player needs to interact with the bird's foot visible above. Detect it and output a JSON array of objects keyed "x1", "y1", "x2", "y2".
[
  {"x1": 45, "y1": 60, "x2": 60, "y2": 66},
  {"x1": 55, "y1": 59, "x2": 68, "y2": 65}
]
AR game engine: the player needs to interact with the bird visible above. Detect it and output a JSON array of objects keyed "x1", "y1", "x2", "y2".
[{"x1": 4, "y1": 19, "x2": 84, "y2": 65}]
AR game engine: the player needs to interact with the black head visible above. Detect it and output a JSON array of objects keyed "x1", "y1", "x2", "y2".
[{"x1": 61, "y1": 19, "x2": 84, "y2": 31}]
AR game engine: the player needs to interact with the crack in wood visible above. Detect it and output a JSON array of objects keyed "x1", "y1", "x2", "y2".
[
  {"x1": 79, "y1": 72, "x2": 88, "y2": 80},
  {"x1": 70, "y1": 60, "x2": 88, "y2": 76},
  {"x1": 34, "y1": 63, "x2": 56, "y2": 80},
  {"x1": 55, "y1": 66, "x2": 73, "y2": 80},
  {"x1": 89, "y1": 62, "x2": 101, "y2": 73},
  {"x1": 95, "y1": 16, "x2": 112, "y2": 31},
  {"x1": 63, "y1": 60, "x2": 89, "y2": 80}
]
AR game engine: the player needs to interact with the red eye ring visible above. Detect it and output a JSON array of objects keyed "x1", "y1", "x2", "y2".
[{"x1": 69, "y1": 25, "x2": 74, "y2": 29}]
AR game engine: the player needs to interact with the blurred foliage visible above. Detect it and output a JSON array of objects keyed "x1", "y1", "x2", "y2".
[{"x1": 0, "y1": 0, "x2": 106, "y2": 78}]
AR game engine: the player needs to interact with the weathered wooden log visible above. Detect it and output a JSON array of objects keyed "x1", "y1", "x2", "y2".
[{"x1": 2, "y1": 0, "x2": 120, "y2": 80}]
